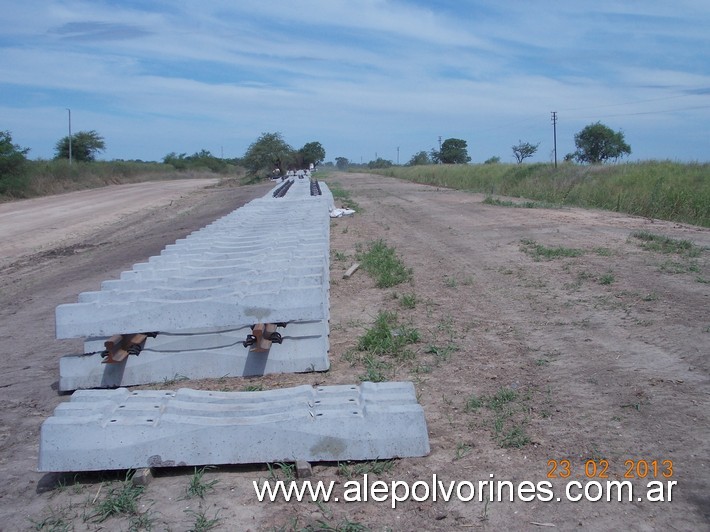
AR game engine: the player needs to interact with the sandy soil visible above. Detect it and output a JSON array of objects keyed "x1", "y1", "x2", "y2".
[{"x1": 1, "y1": 173, "x2": 708, "y2": 531}]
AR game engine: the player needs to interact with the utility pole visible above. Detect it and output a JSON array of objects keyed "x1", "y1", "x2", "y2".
[
  {"x1": 66, "y1": 108, "x2": 72, "y2": 165},
  {"x1": 551, "y1": 111, "x2": 557, "y2": 168},
  {"x1": 397, "y1": 146, "x2": 400, "y2": 165},
  {"x1": 438, "y1": 136, "x2": 442, "y2": 164}
]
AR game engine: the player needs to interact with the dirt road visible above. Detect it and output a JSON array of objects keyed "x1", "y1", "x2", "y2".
[
  {"x1": 1, "y1": 173, "x2": 708, "y2": 530},
  {"x1": 0, "y1": 180, "x2": 226, "y2": 267}
]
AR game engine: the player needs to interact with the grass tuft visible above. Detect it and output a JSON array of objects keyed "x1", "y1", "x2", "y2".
[
  {"x1": 186, "y1": 467, "x2": 219, "y2": 499},
  {"x1": 357, "y1": 311, "x2": 419, "y2": 361},
  {"x1": 520, "y1": 239, "x2": 584, "y2": 260},
  {"x1": 89, "y1": 473, "x2": 144, "y2": 523},
  {"x1": 631, "y1": 230, "x2": 702, "y2": 257},
  {"x1": 338, "y1": 459, "x2": 395, "y2": 479},
  {"x1": 357, "y1": 240, "x2": 412, "y2": 287}
]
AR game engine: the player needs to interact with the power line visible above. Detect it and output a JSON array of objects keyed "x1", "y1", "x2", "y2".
[
  {"x1": 567, "y1": 104, "x2": 710, "y2": 121},
  {"x1": 558, "y1": 91, "x2": 706, "y2": 114}
]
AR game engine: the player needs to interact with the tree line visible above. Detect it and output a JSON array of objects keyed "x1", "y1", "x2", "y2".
[
  {"x1": 1, "y1": 120, "x2": 631, "y2": 182},
  {"x1": 0, "y1": 130, "x2": 327, "y2": 180},
  {"x1": 334, "y1": 121, "x2": 631, "y2": 169}
]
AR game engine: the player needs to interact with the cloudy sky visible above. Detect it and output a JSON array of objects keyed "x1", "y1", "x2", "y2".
[{"x1": 1, "y1": 1, "x2": 708, "y2": 164}]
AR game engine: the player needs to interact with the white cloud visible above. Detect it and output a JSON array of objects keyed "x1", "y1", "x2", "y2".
[{"x1": 0, "y1": 0, "x2": 707, "y2": 162}]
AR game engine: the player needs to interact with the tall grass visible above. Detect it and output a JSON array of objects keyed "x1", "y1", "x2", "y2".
[
  {"x1": 375, "y1": 161, "x2": 710, "y2": 227},
  {"x1": 0, "y1": 159, "x2": 244, "y2": 201}
]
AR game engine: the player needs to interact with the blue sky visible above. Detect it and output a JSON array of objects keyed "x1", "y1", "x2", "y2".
[{"x1": 1, "y1": 0, "x2": 708, "y2": 164}]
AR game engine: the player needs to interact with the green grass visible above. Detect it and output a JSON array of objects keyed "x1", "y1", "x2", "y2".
[
  {"x1": 598, "y1": 272, "x2": 615, "y2": 285},
  {"x1": 374, "y1": 161, "x2": 710, "y2": 227},
  {"x1": 354, "y1": 310, "x2": 420, "y2": 382},
  {"x1": 454, "y1": 442, "x2": 473, "y2": 461},
  {"x1": 326, "y1": 181, "x2": 361, "y2": 212},
  {"x1": 464, "y1": 387, "x2": 533, "y2": 449},
  {"x1": 499, "y1": 425, "x2": 531, "y2": 449},
  {"x1": 357, "y1": 311, "x2": 419, "y2": 360},
  {"x1": 631, "y1": 230, "x2": 702, "y2": 257},
  {"x1": 357, "y1": 239, "x2": 412, "y2": 288},
  {"x1": 89, "y1": 474, "x2": 145, "y2": 523},
  {"x1": 520, "y1": 238, "x2": 584, "y2": 260},
  {"x1": 399, "y1": 292, "x2": 417, "y2": 309},
  {"x1": 358, "y1": 354, "x2": 391, "y2": 382},
  {"x1": 268, "y1": 462, "x2": 296, "y2": 481},
  {"x1": 487, "y1": 387, "x2": 518, "y2": 410},
  {"x1": 483, "y1": 196, "x2": 559, "y2": 209},
  {"x1": 338, "y1": 459, "x2": 395, "y2": 479},
  {"x1": 185, "y1": 467, "x2": 219, "y2": 499},
  {"x1": 28, "y1": 505, "x2": 74, "y2": 531},
  {"x1": 425, "y1": 343, "x2": 459, "y2": 363},
  {"x1": 185, "y1": 507, "x2": 221, "y2": 532},
  {"x1": 464, "y1": 394, "x2": 484, "y2": 412}
]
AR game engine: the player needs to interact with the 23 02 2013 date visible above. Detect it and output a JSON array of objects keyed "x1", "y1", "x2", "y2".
[{"x1": 547, "y1": 459, "x2": 674, "y2": 479}]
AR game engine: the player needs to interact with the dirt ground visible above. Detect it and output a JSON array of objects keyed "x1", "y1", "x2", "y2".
[{"x1": 1, "y1": 173, "x2": 708, "y2": 531}]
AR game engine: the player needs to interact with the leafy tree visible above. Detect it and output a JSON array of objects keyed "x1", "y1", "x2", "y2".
[
  {"x1": 439, "y1": 138, "x2": 471, "y2": 164},
  {"x1": 512, "y1": 141, "x2": 539, "y2": 164},
  {"x1": 242, "y1": 132, "x2": 294, "y2": 176},
  {"x1": 299, "y1": 141, "x2": 326, "y2": 168},
  {"x1": 484, "y1": 156, "x2": 501, "y2": 164},
  {"x1": 573, "y1": 122, "x2": 631, "y2": 164},
  {"x1": 335, "y1": 157, "x2": 349, "y2": 170},
  {"x1": 408, "y1": 151, "x2": 431, "y2": 166},
  {"x1": 55, "y1": 130, "x2": 105, "y2": 162},
  {"x1": 367, "y1": 157, "x2": 393, "y2": 169},
  {"x1": 0, "y1": 130, "x2": 29, "y2": 178}
]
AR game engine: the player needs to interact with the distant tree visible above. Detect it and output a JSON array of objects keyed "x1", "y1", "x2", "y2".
[
  {"x1": 0, "y1": 130, "x2": 30, "y2": 179},
  {"x1": 512, "y1": 141, "x2": 539, "y2": 164},
  {"x1": 299, "y1": 141, "x2": 326, "y2": 168},
  {"x1": 55, "y1": 130, "x2": 105, "y2": 162},
  {"x1": 484, "y1": 156, "x2": 501, "y2": 164},
  {"x1": 163, "y1": 150, "x2": 234, "y2": 173},
  {"x1": 242, "y1": 132, "x2": 294, "y2": 176},
  {"x1": 439, "y1": 138, "x2": 471, "y2": 164},
  {"x1": 408, "y1": 151, "x2": 431, "y2": 166},
  {"x1": 335, "y1": 157, "x2": 349, "y2": 170},
  {"x1": 163, "y1": 152, "x2": 188, "y2": 169},
  {"x1": 190, "y1": 149, "x2": 227, "y2": 172},
  {"x1": 573, "y1": 122, "x2": 631, "y2": 164},
  {"x1": 367, "y1": 157, "x2": 393, "y2": 169}
]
